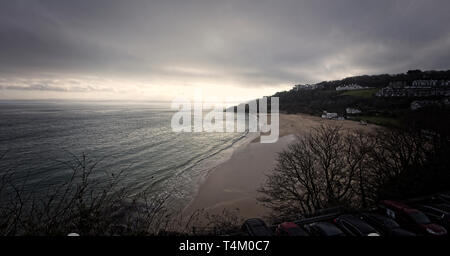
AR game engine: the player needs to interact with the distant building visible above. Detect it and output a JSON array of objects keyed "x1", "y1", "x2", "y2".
[
  {"x1": 346, "y1": 108, "x2": 362, "y2": 114},
  {"x1": 376, "y1": 80, "x2": 450, "y2": 97},
  {"x1": 410, "y1": 101, "x2": 422, "y2": 111},
  {"x1": 411, "y1": 80, "x2": 437, "y2": 87},
  {"x1": 410, "y1": 98, "x2": 450, "y2": 110},
  {"x1": 293, "y1": 84, "x2": 322, "y2": 91},
  {"x1": 336, "y1": 84, "x2": 371, "y2": 91},
  {"x1": 321, "y1": 111, "x2": 338, "y2": 119},
  {"x1": 411, "y1": 80, "x2": 450, "y2": 87}
]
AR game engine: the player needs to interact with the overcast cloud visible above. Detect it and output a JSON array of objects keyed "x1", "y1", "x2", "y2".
[{"x1": 1, "y1": 0, "x2": 449, "y2": 100}]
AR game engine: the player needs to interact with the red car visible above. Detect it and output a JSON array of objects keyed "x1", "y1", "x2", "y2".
[
  {"x1": 379, "y1": 200, "x2": 447, "y2": 236},
  {"x1": 275, "y1": 222, "x2": 309, "y2": 236}
]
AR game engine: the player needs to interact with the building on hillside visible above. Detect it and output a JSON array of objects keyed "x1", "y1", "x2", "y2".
[
  {"x1": 321, "y1": 111, "x2": 338, "y2": 119},
  {"x1": 293, "y1": 84, "x2": 321, "y2": 91},
  {"x1": 346, "y1": 108, "x2": 362, "y2": 114},
  {"x1": 410, "y1": 98, "x2": 450, "y2": 110},
  {"x1": 411, "y1": 80, "x2": 450, "y2": 87},
  {"x1": 376, "y1": 80, "x2": 450, "y2": 97},
  {"x1": 336, "y1": 84, "x2": 371, "y2": 91}
]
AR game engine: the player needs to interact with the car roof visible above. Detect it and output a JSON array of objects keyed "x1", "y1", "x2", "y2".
[
  {"x1": 391, "y1": 228, "x2": 416, "y2": 236},
  {"x1": 312, "y1": 222, "x2": 344, "y2": 235},
  {"x1": 438, "y1": 193, "x2": 450, "y2": 199},
  {"x1": 339, "y1": 214, "x2": 371, "y2": 224},
  {"x1": 313, "y1": 222, "x2": 337, "y2": 228},
  {"x1": 431, "y1": 203, "x2": 450, "y2": 212},
  {"x1": 421, "y1": 204, "x2": 450, "y2": 214},
  {"x1": 363, "y1": 212, "x2": 385, "y2": 219},
  {"x1": 363, "y1": 213, "x2": 399, "y2": 228},
  {"x1": 403, "y1": 208, "x2": 422, "y2": 214},
  {"x1": 381, "y1": 200, "x2": 412, "y2": 210},
  {"x1": 382, "y1": 200, "x2": 423, "y2": 214},
  {"x1": 245, "y1": 218, "x2": 266, "y2": 225},
  {"x1": 338, "y1": 215, "x2": 378, "y2": 233},
  {"x1": 279, "y1": 222, "x2": 299, "y2": 229},
  {"x1": 251, "y1": 226, "x2": 272, "y2": 235},
  {"x1": 282, "y1": 225, "x2": 309, "y2": 236}
]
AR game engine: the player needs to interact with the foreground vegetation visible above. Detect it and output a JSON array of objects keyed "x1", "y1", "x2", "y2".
[
  {"x1": 259, "y1": 122, "x2": 450, "y2": 222},
  {"x1": 0, "y1": 153, "x2": 245, "y2": 236}
]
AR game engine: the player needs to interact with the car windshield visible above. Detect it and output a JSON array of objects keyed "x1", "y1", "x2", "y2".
[
  {"x1": 343, "y1": 216, "x2": 377, "y2": 234},
  {"x1": 435, "y1": 204, "x2": 450, "y2": 212},
  {"x1": 254, "y1": 226, "x2": 271, "y2": 235},
  {"x1": 353, "y1": 220, "x2": 377, "y2": 234},
  {"x1": 381, "y1": 218, "x2": 400, "y2": 228},
  {"x1": 318, "y1": 223, "x2": 343, "y2": 236},
  {"x1": 409, "y1": 211, "x2": 431, "y2": 224}
]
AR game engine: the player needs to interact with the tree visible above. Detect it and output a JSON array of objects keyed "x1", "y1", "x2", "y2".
[
  {"x1": 259, "y1": 122, "x2": 450, "y2": 222},
  {"x1": 366, "y1": 127, "x2": 450, "y2": 201},
  {"x1": 0, "y1": 153, "x2": 173, "y2": 235},
  {"x1": 258, "y1": 125, "x2": 371, "y2": 220}
]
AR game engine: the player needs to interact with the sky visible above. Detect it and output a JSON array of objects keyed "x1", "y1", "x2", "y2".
[{"x1": 0, "y1": 0, "x2": 449, "y2": 101}]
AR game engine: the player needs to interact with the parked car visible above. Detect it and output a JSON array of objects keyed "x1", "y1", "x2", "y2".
[
  {"x1": 429, "y1": 203, "x2": 450, "y2": 213},
  {"x1": 275, "y1": 222, "x2": 309, "y2": 236},
  {"x1": 379, "y1": 200, "x2": 447, "y2": 236},
  {"x1": 361, "y1": 213, "x2": 415, "y2": 236},
  {"x1": 334, "y1": 214, "x2": 381, "y2": 236},
  {"x1": 242, "y1": 218, "x2": 272, "y2": 236},
  {"x1": 428, "y1": 194, "x2": 450, "y2": 205},
  {"x1": 415, "y1": 204, "x2": 450, "y2": 230},
  {"x1": 435, "y1": 193, "x2": 450, "y2": 204},
  {"x1": 304, "y1": 222, "x2": 346, "y2": 237}
]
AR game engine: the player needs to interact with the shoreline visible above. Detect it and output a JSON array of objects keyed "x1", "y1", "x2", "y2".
[
  {"x1": 181, "y1": 130, "x2": 260, "y2": 213},
  {"x1": 182, "y1": 114, "x2": 380, "y2": 221}
]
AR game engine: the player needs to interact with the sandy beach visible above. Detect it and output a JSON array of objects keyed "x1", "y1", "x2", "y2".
[{"x1": 183, "y1": 114, "x2": 379, "y2": 220}]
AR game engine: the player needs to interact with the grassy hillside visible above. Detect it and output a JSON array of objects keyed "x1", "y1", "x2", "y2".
[{"x1": 269, "y1": 69, "x2": 450, "y2": 128}]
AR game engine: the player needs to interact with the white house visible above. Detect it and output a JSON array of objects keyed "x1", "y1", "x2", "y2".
[
  {"x1": 346, "y1": 108, "x2": 362, "y2": 114},
  {"x1": 336, "y1": 84, "x2": 371, "y2": 91},
  {"x1": 293, "y1": 84, "x2": 321, "y2": 91},
  {"x1": 321, "y1": 111, "x2": 338, "y2": 119}
]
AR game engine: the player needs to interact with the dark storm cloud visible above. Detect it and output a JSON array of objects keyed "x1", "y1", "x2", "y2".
[{"x1": 1, "y1": 0, "x2": 449, "y2": 87}]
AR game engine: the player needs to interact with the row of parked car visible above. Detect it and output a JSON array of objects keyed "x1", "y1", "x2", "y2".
[{"x1": 241, "y1": 192, "x2": 450, "y2": 236}]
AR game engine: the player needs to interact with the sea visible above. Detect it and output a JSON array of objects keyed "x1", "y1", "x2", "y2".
[{"x1": 0, "y1": 100, "x2": 255, "y2": 209}]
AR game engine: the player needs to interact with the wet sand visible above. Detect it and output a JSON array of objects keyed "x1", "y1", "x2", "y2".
[{"x1": 183, "y1": 114, "x2": 379, "y2": 220}]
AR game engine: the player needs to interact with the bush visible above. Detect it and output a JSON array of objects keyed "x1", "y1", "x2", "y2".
[{"x1": 0, "y1": 153, "x2": 173, "y2": 236}]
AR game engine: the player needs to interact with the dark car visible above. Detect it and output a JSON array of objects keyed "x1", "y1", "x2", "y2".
[
  {"x1": 242, "y1": 218, "x2": 272, "y2": 236},
  {"x1": 304, "y1": 222, "x2": 346, "y2": 237},
  {"x1": 334, "y1": 214, "x2": 381, "y2": 236},
  {"x1": 416, "y1": 204, "x2": 450, "y2": 230},
  {"x1": 435, "y1": 193, "x2": 450, "y2": 204},
  {"x1": 361, "y1": 213, "x2": 415, "y2": 236},
  {"x1": 379, "y1": 200, "x2": 447, "y2": 236},
  {"x1": 275, "y1": 222, "x2": 309, "y2": 236},
  {"x1": 430, "y1": 203, "x2": 450, "y2": 213}
]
